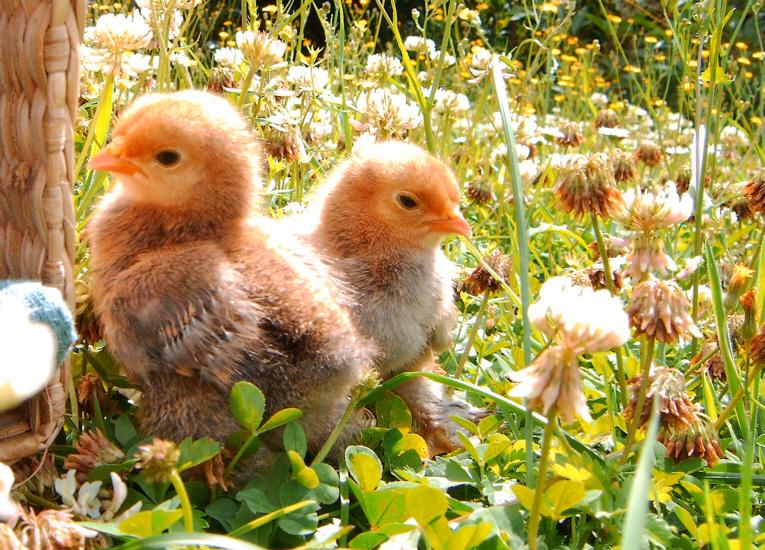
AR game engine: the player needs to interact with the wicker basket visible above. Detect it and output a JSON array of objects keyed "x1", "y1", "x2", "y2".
[{"x1": 0, "y1": 0, "x2": 85, "y2": 462}]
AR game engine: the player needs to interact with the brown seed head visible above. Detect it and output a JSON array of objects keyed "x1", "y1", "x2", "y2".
[
  {"x1": 692, "y1": 342, "x2": 726, "y2": 382},
  {"x1": 744, "y1": 171, "x2": 765, "y2": 214},
  {"x1": 657, "y1": 420, "x2": 723, "y2": 466},
  {"x1": 729, "y1": 197, "x2": 754, "y2": 221},
  {"x1": 264, "y1": 127, "x2": 307, "y2": 163},
  {"x1": 587, "y1": 263, "x2": 623, "y2": 291},
  {"x1": 675, "y1": 164, "x2": 692, "y2": 194},
  {"x1": 610, "y1": 149, "x2": 637, "y2": 183},
  {"x1": 466, "y1": 179, "x2": 493, "y2": 204},
  {"x1": 628, "y1": 278, "x2": 702, "y2": 343},
  {"x1": 749, "y1": 323, "x2": 765, "y2": 366},
  {"x1": 634, "y1": 141, "x2": 663, "y2": 167},
  {"x1": 555, "y1": 121, "x2": 583, "y2": 147},
  {"x1": 594, "y1": 108, "x2": 620, "y2": 129},
  {"x1": 555, "y1": 153, "x2": 623, "y2": 219},
  {"x1": 460, "y1": 251, "x2": 512, "y2": 295},
  {"x1": 624, "y1": 367, "x2": 698, "y2": 430}
]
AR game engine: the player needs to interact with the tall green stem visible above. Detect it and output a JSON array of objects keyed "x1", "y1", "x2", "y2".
[
  {"x1": 169, "y1": 470, "x2": 194, "y2": 533},
  {"x1": 492, "y1": 60, "x2": 535, "y2": 485},
  {"x1": 622, "y1": 336, "x2": 655, "y2": 461},
  {"x1": 528, "y1": 409, "x2": 557, "y2": 550},
  {"x1": 454, "y1": 292, "x2": 490, "y2": 383}
]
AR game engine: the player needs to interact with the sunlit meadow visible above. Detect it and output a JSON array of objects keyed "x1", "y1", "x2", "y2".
[{"x1": 4, "y1": 0, "x2": 765, "y2": 548}]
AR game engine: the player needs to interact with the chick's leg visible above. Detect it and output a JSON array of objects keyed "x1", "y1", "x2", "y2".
[{"x1": 394, "y1": 356, "x2": 486, "y2": 457}]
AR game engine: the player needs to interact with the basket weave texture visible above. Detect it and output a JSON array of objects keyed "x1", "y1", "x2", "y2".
[{"x1": 0, "y1": 0, "x2": 85, "y2": 461}]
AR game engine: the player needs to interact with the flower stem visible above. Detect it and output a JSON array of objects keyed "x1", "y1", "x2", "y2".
[
  {"x1": 590, "y1": 212, "x2": 628, "y2": 406},
  {"x1": 715, "y1": 364, "x2": 762, "y2": 431},
  {"x1": 454, "y1": 291, "x2": 490, "y2": 383},
  {"x1": 311, "y1": 392, "x2": 359, "y2": 467},
  {"x1": 622, "y1": 336, "x2": 655, "y2": 462},
  {"x1": 169, "y1": 470, "x2": 194, "y2": 533},
  {"x1": 528, "y1": 408, "x2": 557, "y2": 550}
]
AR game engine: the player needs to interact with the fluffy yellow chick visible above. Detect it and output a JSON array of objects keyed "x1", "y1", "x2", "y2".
[
  {"x1": 88, "y1": 90, "x2": 375, "y2": 455},
  {"x1": 299, "y1": 141, "x2": 482, "y2": 455}
]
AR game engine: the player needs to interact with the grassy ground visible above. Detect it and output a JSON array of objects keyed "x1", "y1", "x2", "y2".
[{"x1": 7, "y1": 0, "x2": 765, "y2": 548}]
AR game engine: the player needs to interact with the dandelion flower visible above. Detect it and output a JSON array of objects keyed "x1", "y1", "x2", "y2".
[
  {"x1": 509, "y1": 277, "x2": 630, "y2": 422},
  {"x1": 627, "y1": 278, "x2": 701, "y2": 343},
  {"x1": 555, "y1": 153, "x2": 623, "y2": 219}
]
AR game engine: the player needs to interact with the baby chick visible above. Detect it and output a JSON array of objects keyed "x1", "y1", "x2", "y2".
[
  {"x1": 301, "y1": 141, "x2": 482, "y2": 455},
  {"x1": 88, "y1": 90, "x2": 374, "y2": 454}
]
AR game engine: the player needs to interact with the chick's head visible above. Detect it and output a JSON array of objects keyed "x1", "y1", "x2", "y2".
[
  {"x1": 323, "y1": 141, "x2": 470, "y2": 250},
  {"x1": 90, "y1": 90, "x2": 260, "y2": 213}
]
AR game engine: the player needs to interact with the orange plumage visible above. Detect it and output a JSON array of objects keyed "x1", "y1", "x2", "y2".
[{"x1": 88, "y1": 90, "x2": 375, "y2": 455}]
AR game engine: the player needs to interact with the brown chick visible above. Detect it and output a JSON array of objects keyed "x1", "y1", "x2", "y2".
[
  {"x1": 298, "y1": 141, "x2": 483, "y2": 456},
  {"x1": 87, "y1": 90, "x2": 374, "y2": 457}
]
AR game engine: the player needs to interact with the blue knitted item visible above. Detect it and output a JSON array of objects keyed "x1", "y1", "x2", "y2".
[{"x1": 0, "y1": 281, "x2": 77, "y2": 365}]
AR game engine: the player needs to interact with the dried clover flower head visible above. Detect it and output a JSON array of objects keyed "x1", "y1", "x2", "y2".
[
  {"x1": 729, "y1": 196, "x2": 754, "y2": 221},
  {"x1": 509, "y1": 277, "x2": 630, "y2": 422},
  {"x1": 555, "y1": 153, "x2": 623, "y2": 219},
  {"x1": 460, "y1": 251, "x2": 512, "y2": 295},
  {"x1": 555, "y1": 121, "x2": 583, "y2": 147},
  {"x1": 724, "y1": 263, "x2": 753, "y2": 310},
  {"x1": 658, "y1": 420, "x2": 723, "y2": 466},
  {"x1": 675, "y1": 164, "x2": 692, "y2": 194},
  {"x1": 634, "y1": 141, "x2": 663, "y2": 167},
  {"x1": 624, "y1": 367, "x2": 698, "y2": 430},
  {"x1": 587, "y1": 263, "x2": 623, "y2": 291},
  {"x1": 610, "y1": 149, "x2": 637, "y2": 183},
  {"x1": 264, "y1": 127, "x2": 308, "y2": 163},
  {"x1": 692, "y1": 342, "x2": 726, "y2": 381},
  {"x1": 135, "y1": 439, "x2": 179, "y2": 483},
  {"x1": 595, "y1": 108, "x2": 620, "y2": 129},
  {"x1": 628, "y1": 278, "x2": 702, "y2": 343},
  {"x1": 235, "y1": 30, "x2": 287, "y2": 71},
  {"x1": 744, "y1": 171, "x2": 765, "y2": 214},
  {"x1": 16, "y1": 509, "x2": 98, "y2": 549},
  {"x1": 466, "y1": 179, "x2": 493, "y2": 204},
  {"x1": 589, "y1": 234, "x2": 630, "y2": 260},
  {"x1": 749, "y1": 323, "x2": 765, "y2": 366},
  {"x1": 64, "y1": 430, "x2": 126, "y2": 484}
]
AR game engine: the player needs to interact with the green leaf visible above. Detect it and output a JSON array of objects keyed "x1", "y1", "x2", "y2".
[
  {"x1": 375, "y1": 391, "x2": 412, "y2": 430},
  {"x1": 283, "y1": 422, "x2": 308, "y2": 458},
  {"x1": 448, "y1": 522, "x2": 494, "y2": 550},
  {"x1": 345, "y1": 446, "x2": 383, "y2": 492},
  {"x1": 544, "y1": 480, "x2": 586, "y2": 519},
  {"x1": 87, "y1": 459, "x2": 137, "y2": 482},
  {"x1": 259, "y1": 408, "x2": 303, "y2": 433},
  {"x1": 113, "y1": 532, "x2": 266, "y2": 550},
  {"x1": 313, "y1": 463, "x2": 340, "y2": 504},
  {"x1": 621, "y1": 397, "x2": 660, "y2": 550},
  {"x1": 349, "y1": 531, "x2": 390, "y2": 549},
  {"x1": 238, "y1": 488, "x2": 276, "y2": 514},
  {"x1": 230, "y1": 382, "x2": 266, "y2": 432},
  {"x1": 177, "y1": 437, "x2": 221, "y2": 473},
  {"x1": 114, "y1": 415, "x2": 139, "y2": 447},
  {"x1": 118, "y1": 509, "x2": 183, "y2": 538},
  {"x1": 406, "y1": 485, "x2": 448, "y2": 526},
  {"x1": 483, "y1": 433, "x2": 512, "y2": 463}
]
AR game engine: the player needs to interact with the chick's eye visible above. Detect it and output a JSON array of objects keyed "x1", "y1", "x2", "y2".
[
  {"x1": 396, "y1": 193, "x2": 419, "y2": 210},
  {"x1": 155, "y1": 150, "x2": 181, "y2": 166}
]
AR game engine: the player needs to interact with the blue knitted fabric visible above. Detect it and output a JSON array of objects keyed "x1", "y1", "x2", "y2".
[{"x1": 0, "y1": 281, "x2": 77, "y2": 365}]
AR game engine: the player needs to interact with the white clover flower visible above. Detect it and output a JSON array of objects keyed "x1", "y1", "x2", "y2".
[
  {"x1": 518, "y1": 159, "x2": 539, "y2": 184},
  {"x1": 365, "y1": 53, "x2": 404, "y2": 77},
  {"x1": 76, "y1": 480, "x2": 103, "y2": 519},
  {"x1": 720, "y1": 125, "x2": 749, "y2": 149},
  {"x1": 214, "y1": 47, "x2": 244, "y2": 68},
  {"x1": 403, "y1": 35, "x2": 435, "y2": 55},
  {"x1": 357, "y1": 89, "x2": 422, "y2": 137},
  {"x1": 86, "y1": 13, "x2": 151, "y2": 53},
  {"x1": 615, "y1": 181, "x2": 692, "y2": 232},
  {"x1": 54, "y1": 470, "x2": 78, "y2": 508},
  {"x1": 509, "y1": 277, "x2": 629, "y2": 423},
  {"x1": 236, "y1": 30, "x2": 287, "y2": 70},
  {"x1": 433, "y1": 88, "x2": 469, "y2": 114},
  {"x1": 590, "y1": 92, "x2": 609, "y2": 107},
  {"x1": 287, "y1": 65, "x2": 329, "y2": 92},
  {"x1": 529, "y1": 277, "x2": 630, "y2": 354},
  {"x1": 598, "y1": 126, "x2": 630, "y2": 139},
  {"x1": 430, "y1": 50, "x2": 456, "y2": 66}
]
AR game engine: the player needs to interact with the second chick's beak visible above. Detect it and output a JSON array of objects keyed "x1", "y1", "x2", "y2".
[
  {"x1": 89, "y1": 145, "x2": 143, "y2": 177},
  {"x1": 430, "y1": 210, "x2": 472, "y2": 238}
]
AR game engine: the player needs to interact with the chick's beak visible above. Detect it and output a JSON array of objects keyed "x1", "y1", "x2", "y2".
[
  {"x1": 89, "y1": 145, "x2": 143, "y2": 176},
  {"x1": 430, "y1": 210, "x2": 472, "y2": 238}
]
